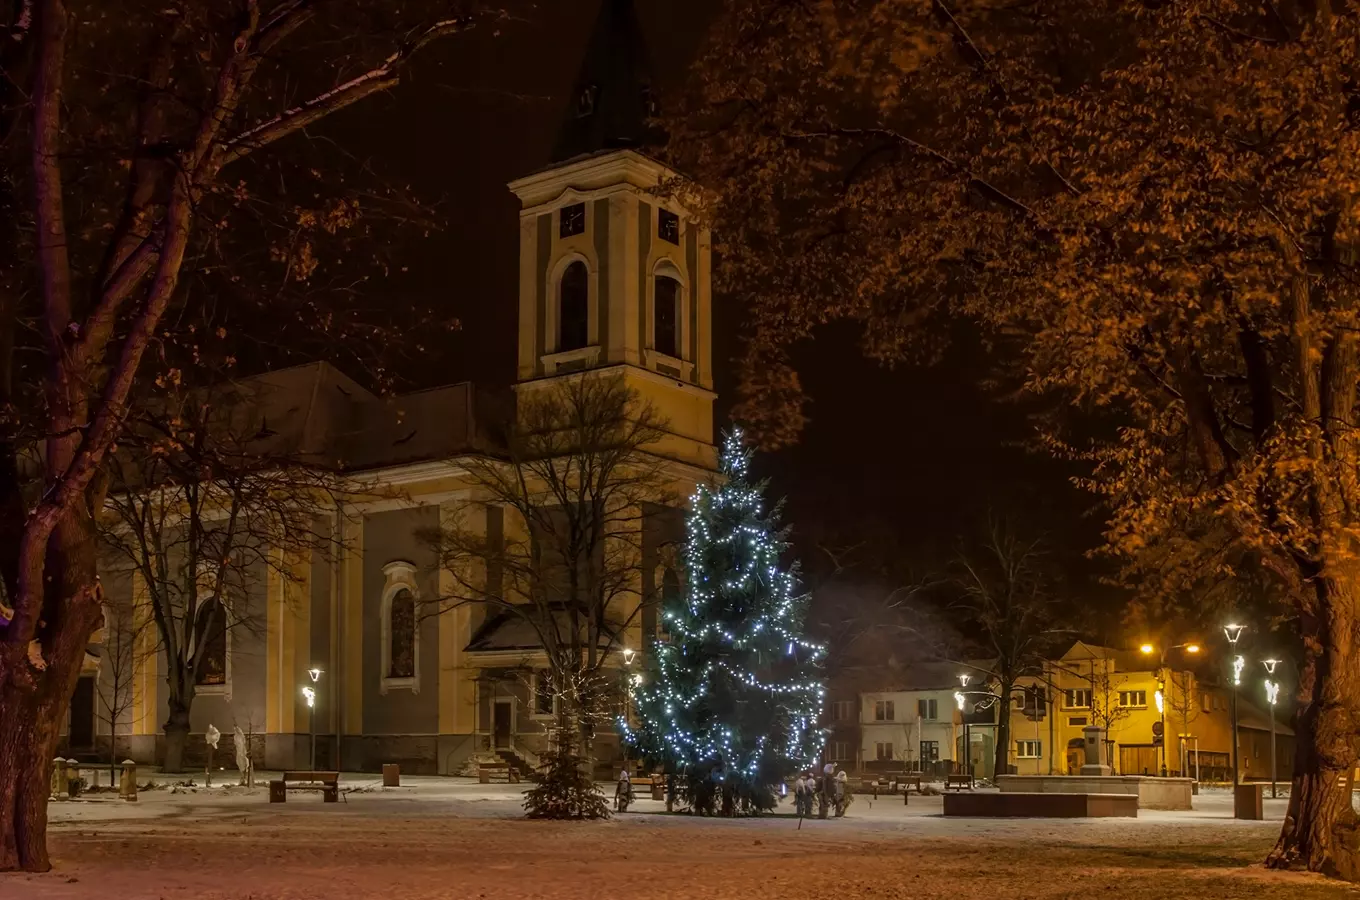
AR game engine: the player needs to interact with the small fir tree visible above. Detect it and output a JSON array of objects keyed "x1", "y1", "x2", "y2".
[{"x1": 626, "y1": 430, "x2": 825, "y2": 813}]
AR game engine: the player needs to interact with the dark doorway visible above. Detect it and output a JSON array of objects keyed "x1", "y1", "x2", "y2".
[
  {"x1": 493, "y1": 701, "x2": 513, "y2": 749},
  {"x1": 69, "y1": 676, "x2": 95, "y2": 749}
]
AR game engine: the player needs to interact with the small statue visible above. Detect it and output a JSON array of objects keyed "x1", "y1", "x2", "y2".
[
  {"x1": 233, "y1": 725, "x2": 252, "y2": 786},
  {"x1": 206, "y1": 725, "x2": 221, "y2": 786}
]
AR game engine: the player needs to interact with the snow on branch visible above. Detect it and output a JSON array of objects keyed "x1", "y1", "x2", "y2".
[{"x1": 218, "y1": 16, "x2": 474, "y2": 167}]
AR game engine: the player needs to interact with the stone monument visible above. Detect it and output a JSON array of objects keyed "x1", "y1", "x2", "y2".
[{"x1": 1080, "y1": 725, "x2": 1112, "y2": 775}]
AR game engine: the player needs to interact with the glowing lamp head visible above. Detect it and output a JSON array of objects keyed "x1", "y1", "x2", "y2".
[
  {"x1": 958, "y1": 674, "x2": 970, "y2": 688},
  {"x1": 1140, "y1": 643, "x2": 1155, "y2": 655},
  {"x1": 1263, "y1": 658, "x2": 1280, "y2": 674},
  {"x1": 308, "y1": 667, "x2": 323, "y2": 683},
  {"x1": 622, "y1": 647, "x2": 636, "y2": 665},
  {"x1": 1185, "y1": 644, "x2": 1201, "y2": 654},
  {"x1": 1223, "y1": 623, "x2": 1245, "y2": 644}
]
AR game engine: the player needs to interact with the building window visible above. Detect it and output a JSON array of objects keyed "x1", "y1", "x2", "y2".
[
  {"x1": 875, "y1": 742, "x2": 894, "y2": 761},
  {"x1": 388, "y1": 590, "x2": 416, "y2": 679},
  {"x1": 874, "y1": 700, "x2": 895, "y2": 721},
  {"x1": 917, "y1": 698, "x2": 938, "y2": 720},
  {"x1": 831, "y1": 740, "x2": 851, "y2": 761},
  {"x1": 532, "y1": 671, "x2": 555, "y2": 718},
  {"x1": 380, "y1": 561, "x2": 420, "y2": 694},
  {"x1": 920, "y1": 740, "x2": 939, "y2": 762},
  {"x1": 560, "y1": 202, "x2": 586, "y2": 238},
  {"x1": 1119, "y1": 690, "x2": 1147, "y2": 708},
  {"x1": 1064, "y1": 689, "x2": 1091, "y2": 709},
  {"x1": 1021, "y1": 686, "x2": 1047, "y2": 719},
  {"x1": 1068, "y1": 716, "x2": 1088, "y2": 726},
  {"x1": 194, "y1": 599, "x2": 227, "y2": 687},
  {"x1": 659, "y1": 566, "x2": 680, "y2": 641},
  {"x1": 658, "y1": 209, "x2": 680, "y2": 245},
  {"x1": 1016, "y1": 740, "x2": 1042, "y2": 759},
  {"x1": 829, "y1": 700, "x2": 854, "y2": 722},
  {"x1": 653, "y1": 275, "x2": 680, "y2": 359},
  {"x1": 558, "y1": 261, "x2": 589, "y2": 352}
]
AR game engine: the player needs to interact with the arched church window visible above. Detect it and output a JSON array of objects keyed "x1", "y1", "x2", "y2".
[
  {"x1": 194, "y1": 599, "x2": 227, "y2": 686},
  {"x1": 559, "y1": 261, "x2": 590, "y2": 352},
  {"x1": 387, "y1": 588, "x2": 416, "y2": 679},
  {"x1": 661, "y1": 566, "x2": 681, "y2": 607},
  {"x1": 654, "y1": 275, "x2": 680, "y2": 359},
  {"x1": 380, "y1": 561, "x2": 420, "y2": 694}
]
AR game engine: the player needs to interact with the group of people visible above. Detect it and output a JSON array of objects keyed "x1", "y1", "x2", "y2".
[{"x1": 792, "y1": 762, "x2": 850, "y2": 818}]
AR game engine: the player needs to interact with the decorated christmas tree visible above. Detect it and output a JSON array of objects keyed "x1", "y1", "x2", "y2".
[{"x1": 626, "y1": 430, "x2": 825, "y2": 814}]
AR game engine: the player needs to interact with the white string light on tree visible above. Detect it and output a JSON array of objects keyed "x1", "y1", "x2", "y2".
[{"x1": 623, "y1": 430, "x2": 826, "y2": 812}]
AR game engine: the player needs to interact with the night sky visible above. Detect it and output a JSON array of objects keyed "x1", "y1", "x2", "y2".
[{"x1": 335, "y1": 0, "x2": 1111, "y2": 609}]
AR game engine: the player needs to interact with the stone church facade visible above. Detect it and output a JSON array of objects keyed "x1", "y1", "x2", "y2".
[{"x1": 65, "y1": 0, "x2": 719, "y2": 775}]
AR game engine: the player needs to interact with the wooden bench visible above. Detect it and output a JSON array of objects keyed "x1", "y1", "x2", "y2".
[
  {"x1": 269, "y1": 770, "x2": 340, "y2": 803},
  {"x1": 478, "y1": 761, "x2": 520, "y2": 784},
  {"x1": 629, "y1": 775, "x2": 664, "y2": 801},
  {"x1": 945, "y1": 774, "x2": 974, "y2": 791}
]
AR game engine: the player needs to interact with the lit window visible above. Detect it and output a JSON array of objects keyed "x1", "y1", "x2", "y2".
[
  {"x1": 1064, "y1": 689, "x2": 1091, "y2": 709},
  {"x1": 1119, "y1": 690, "x2": 1147, "y2": 708},
  {"x1": 1016, "y1": 740, "x2": 1042, "y2": 759}
]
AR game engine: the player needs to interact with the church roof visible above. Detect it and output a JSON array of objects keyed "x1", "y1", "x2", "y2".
[
  {"x1": 550, "y1": 0, "x2": 660, "y2": 164},
  {"x1": 466, "y1": 608, "x2": 623, "y2": 653}
]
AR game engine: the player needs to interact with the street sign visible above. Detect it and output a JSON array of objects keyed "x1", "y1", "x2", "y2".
[
  {"x1": 1152, "y1": 734, "x2": 1163, "y2": 746},
  {"x1": 1151, "y1": 721, "x2": 1164, "y2": 736}
]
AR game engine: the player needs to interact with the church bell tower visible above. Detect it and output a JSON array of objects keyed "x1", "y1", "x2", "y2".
[{"x1": 507, "y1": 0, "x2": 715, "y2": 471}]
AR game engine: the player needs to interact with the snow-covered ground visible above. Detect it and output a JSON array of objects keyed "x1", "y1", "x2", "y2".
[{"x1": 5, "y1": 778, "x2": 1352, "y2": 899}]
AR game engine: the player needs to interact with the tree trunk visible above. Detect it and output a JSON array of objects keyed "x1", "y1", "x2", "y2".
[
  {"x1": 0, "y1": 511, "x2": 102, "y2": 871},
  {"x1": 1267, "y1": 575, "x2": 1360, "y2": 879},
  {"x1": 162, "y1": 702, "x2": 191, "y2": 775}
]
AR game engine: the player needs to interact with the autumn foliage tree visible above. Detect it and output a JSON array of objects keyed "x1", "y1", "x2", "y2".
[
  {"x1": 0, "y1": 0, "x2": 488, "y2": 872},
  {"x1": 673, "y1": 0, "x2": 1360, "y2": 879}
]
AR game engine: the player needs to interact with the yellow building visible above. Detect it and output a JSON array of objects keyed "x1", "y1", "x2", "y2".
[{"x1": 1006, "y1": 641, "x2": 1293, "y2": 782}]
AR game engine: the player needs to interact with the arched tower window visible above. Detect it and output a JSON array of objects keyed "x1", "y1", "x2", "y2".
[
  {"x1": 559, "y1": 261, "x2": 590, "y2": 352},
  {"x1": 387, "y1": 589, "x2": 416, "y2": 679},
  {"x1": 654, "y1": 275, "x2": 680, "y2": 359},
  {"x1": 194, "y1": 599, "x2": 227, "y2": 687}
]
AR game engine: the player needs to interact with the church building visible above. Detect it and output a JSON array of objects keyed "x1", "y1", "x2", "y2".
[{"x1": 72, "y1": 0, "x2": 719, "y2": 776}]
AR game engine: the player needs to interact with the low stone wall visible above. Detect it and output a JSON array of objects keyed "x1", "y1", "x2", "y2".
[
  {"x1": 996, "y1": 774, "x2": 1194, "y2": 811},
  {"x1": 943, "y1": 791, "x2": 1137, "y2": 818}
]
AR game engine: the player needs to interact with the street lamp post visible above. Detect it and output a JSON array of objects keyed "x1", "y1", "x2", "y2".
[
  {"x1": 305, "y1": 667, "x2": 323, "y2": 771},
  {"x1": 957, "y1": 674, "x2": 971, "y2": 783},
  {"x1": 1140, "y1": 642, "x2": 1200, "y2": 776},
  {"x1": 1264, "y1": 659, "x2": 1280, "y2": 799},
  {"x1": 1224, "y1": 624, "x2": 1245, "y2": 787}
]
